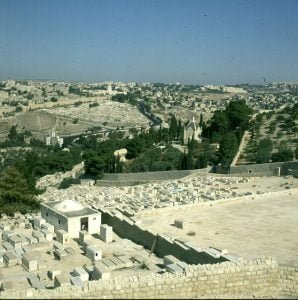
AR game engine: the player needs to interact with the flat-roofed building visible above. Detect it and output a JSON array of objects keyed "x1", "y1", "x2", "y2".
[{"x1": 40, "y1": 200, "x2": 101, "y2": 238}]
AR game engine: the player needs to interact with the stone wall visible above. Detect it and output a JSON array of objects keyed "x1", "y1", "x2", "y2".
[
  {"x1": 216, "y1": 161, "x2": 298, "y2": 176},
  {"x1": 100, "y1": 168, "x2": 209, "y2": 183},
  {"x1": 99, "y1": 161, "x2": 298, "y2": 183},
  {"x1": 100, "y1": 208, "x2": 228, "y2": 265},
  {"x1": 2, "y1": 257, "x2": 298, "y2": 298}
]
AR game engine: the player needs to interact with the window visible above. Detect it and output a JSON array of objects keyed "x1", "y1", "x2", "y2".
[
  {"x1": 46, "y1": 212, "x2": 48, "y2": 217},
  {"x1": 93, "y1": 217, "x2": 96, "y2": 220},
  {"x1": 58, "y1": 220, "x2": 61, "y2": 225},
  {"x1": 95, "y1": 253, "x2": 98, "y2": 257},
  {"x1": 248, "y1": 170, "x2": 252, "y2": 174}
]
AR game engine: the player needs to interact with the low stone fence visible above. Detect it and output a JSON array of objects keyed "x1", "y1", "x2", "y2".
[{"x1": 1, "y1": 257, "x2": 298, "y2": 298}]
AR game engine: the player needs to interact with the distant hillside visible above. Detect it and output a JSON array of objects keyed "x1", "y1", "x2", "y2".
[{"x1": 238, "y1": 103, "x2": 298, "y2": 164}]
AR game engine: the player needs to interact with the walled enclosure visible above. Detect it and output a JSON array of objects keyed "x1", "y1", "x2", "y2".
[{"x1": 1, "y1": 206, "x2": 298, "y2": 298}]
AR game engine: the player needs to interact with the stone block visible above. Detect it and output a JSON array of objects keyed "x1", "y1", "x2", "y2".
[
  {"x1": 84, "y1": 265, "x2": 94, "y2": 276},
  {"x1": 17, "y1": 234, "x2": 29, "y2": 247},
  {"x1": 41, "y1": 222, "x2": 54, "y2": 233},
  {"x1": 79, "y1": 230, "x2": 90, "y2": 244},
  {"x1": 174, "y1": 219, "x2": 188, "y2": 229},
  {"x1": 54, "y1": 273, "x2": 71, "y2": 287},
  {"x1": 3, "y1": 250, "x2": 18, "y2": 266},
  {"x1": 86, "y1": 245, "x2": 102, "y2": 261},
  {"x1": 2, "y1": 231, "x2": 14, "y2": 242},
  {"x1": 73, "y1": 267, "x2": 89, "y2": 282},
  {"x1": 25, "y1": 235, "x2": 37, "y2": 244},
  {"x1": 40, "y1": 229, "x2": 53, "y2": 241},
  {"x1": 70, "y1": 275, "x2": 84, "y2": 287},
  {"x1": 33, "y1": 217, "x2": 46, "y2": 229},
  {"x1": 56, "y1": 230, "x2": 69, "y2": 245},
  {"x1": 163, "y1": 255, "x2": 180, "y2": 266},
  {"x1": 54, "y1": 248, "x2": 68, "y2": 260},
  {"x1": 22, "y1": 251, "x2": 40, "y2": 272},
  {"x1": 204, "y1": 248, "x2": 221, "y2": 258},
  {"x1": 48, "y1": 269, "x2": 61, "y2": 280},
  {"x1": 8, "y1": 235, "x2": 22, "y2": 249},
  {"x1": 100, "y1": 224, "x2": 113, "y2": 243},
  {"x1": 93, "y1": 262, "x2": 111, "y2": 280},
  {"x1": 28, "y1": 275, "x2": 46, "y2": 290},
  {"x1": 166, "y1": 263, "x2": 184, "y2": 274},
  {"x1": 38, "y1": 261, "x2": 47, "y2": 271},
  {"x1": 32, "y1": 230, "x2": 45, "y2": 243}
]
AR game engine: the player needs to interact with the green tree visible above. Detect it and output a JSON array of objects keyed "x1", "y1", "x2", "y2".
[
  {"x1": 208, "y1": 111, "x2": 230, "y2": 142},
  {"x1": 169, "y1": 115, "x2": 178, "y2": 141},
  {"x1": 83, "y1": 150, "x2": 106, "y2": 179},
  {"x1": 8, "y1": 125, "x2": 18, "y2": 140},
  {"x1": 0, "y1": 166, "x2": 40, "y2": 215},
  {"x1": 226, "y1": 99, "x2": 252, "y2": 130},
  {"x1": 256, "y1": 138, "x2": 273, "y2": 163},
  {"x1": 199, "y1": 113, "x2": 204, "y2": 128},
  {"x1": 219, "y1": 132, "x2": 238, "y2": 167},
  {"x1": 271, "y1": 147, "x2": 293, "y2": 162}
]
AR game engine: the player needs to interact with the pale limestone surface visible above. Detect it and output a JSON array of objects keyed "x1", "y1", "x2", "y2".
[{"x1": 139, "y1": 188, "x2": 298, "y2": 267}]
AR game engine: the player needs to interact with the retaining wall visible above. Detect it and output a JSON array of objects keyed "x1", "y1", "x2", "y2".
[
  {"x1": 100, "y1": 208, "x2": 228, "y2": 265},
  {"x1": 1, "y1": 258, "x2": 298, "y2": 299},
  {"x1": 101, "y1": 168, "x2": 209, "y2": 182}
]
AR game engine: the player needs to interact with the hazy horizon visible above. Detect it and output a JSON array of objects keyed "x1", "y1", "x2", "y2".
[{"x1": 1, "y1": 0, "x2": 298, "y2": 85}]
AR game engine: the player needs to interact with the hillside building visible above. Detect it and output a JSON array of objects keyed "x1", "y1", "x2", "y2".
[{"x1": 45, "y1": 128, "x2": 63, "y2": 147}]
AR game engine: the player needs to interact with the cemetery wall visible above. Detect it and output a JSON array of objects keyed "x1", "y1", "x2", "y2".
[
  {"x1": 100, "y1": 208, "x2": 228, "y2": 265},
  {"x1": 2, "y1": 257, "x2": 298, "y2": 299},
  {"x1": 216, "y1": 161, "x2": 298, "y2": 176},
  {"x1": 101, "y1": 168, "x2": 209, "y2": 183}
]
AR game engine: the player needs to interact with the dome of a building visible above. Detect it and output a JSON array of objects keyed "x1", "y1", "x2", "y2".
[{"x1": 54, "y1": 199, "x2": 84, "y2": 212}]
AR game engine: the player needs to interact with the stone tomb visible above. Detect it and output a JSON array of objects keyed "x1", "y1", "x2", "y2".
[
  {"x1": 100, "y1": 224, "x2": 113, "y2": 243},
  {"x1": 85, "y1": 245, "x2": 102, "y2": 261},
  {"x1": 3, "y1": 250, "x2": 19, "y2": 267},
  {"x1": 56, "y1": 229, "x2": 69, "y2": 245},
  {"x1": 22, "y1": 251, "x2": 40, "y2": 272}
]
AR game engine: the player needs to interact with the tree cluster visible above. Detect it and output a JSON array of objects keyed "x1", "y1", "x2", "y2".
[
  {"x1": 0, "y1": 166, "x2": 40, "y2": 216},
  {"x1": 202, "y1": 99, "x2": 253, "y2": 168}
]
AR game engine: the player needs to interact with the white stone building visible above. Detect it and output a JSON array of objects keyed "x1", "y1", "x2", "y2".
[
  {"x1": 40, "y1": 200, "x2": 101, "y2": 238},
  {"x1": 45, "y1": 128, "x2": 63, "y2": 147}
]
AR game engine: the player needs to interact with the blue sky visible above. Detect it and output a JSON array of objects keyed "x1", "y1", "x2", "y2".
[{"x1": 0, "y1": 0, "x2": 298, "y2": 84}]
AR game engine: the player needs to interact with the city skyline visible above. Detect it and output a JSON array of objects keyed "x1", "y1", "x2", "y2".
[{"x1": 1, "y1": 0, "x2": 298, "y2": 85}]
